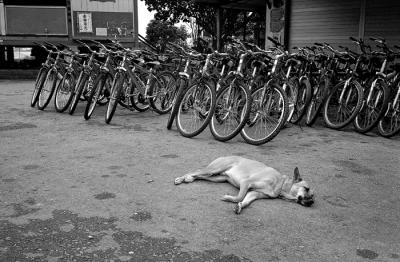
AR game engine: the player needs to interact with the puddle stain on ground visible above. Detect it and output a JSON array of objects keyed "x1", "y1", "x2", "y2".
[
  {"x1": 356, "y1": 249, "x2": 379, "y2": 260},
  {"x1": 2, "y1": 178, "x2": 16, "y2": 183},
  {"x1": 160, "y1": 154, "x2": 179, "y2": 159},
  {"x1": 132, "y1": 124, "x2": 149, "y2": 132},
  {"x1": 0, "y1": 122, "x2": 37, "y2": 131},
  {"x1": 23, "y1": 164, "x2": 40, "y2": 170},
  {"x1": 333, "y1": 160, "x2": 374, "y2": 176},
  {"x1": 0, "y1": 210, "x2": 251, "y2": 261},
  {"x1": 107, "y1": 165, "x2": 123, "y2": 170},
  {"x1": 94, "y1": 192, "x2": 116, "y2": 200},
  {"x1": 8, "y1": 203, "x2": 41, "y2": 218},
  {"x1": 322, "y1": 195, "x2": 350, "y2": 208},
  {"x1": 130, "y1": 211, "x2": 152, "y2": 222},
  {"x1": 232, "y1": 152, "x2": 247, "y2": 156}
]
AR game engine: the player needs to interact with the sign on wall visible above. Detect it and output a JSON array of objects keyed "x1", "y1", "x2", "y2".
[
  {"x1": 77, "y1": 12, "x2": 93, "y2": 33},
  {"x1": 73, "y1": 11, "x2": 133, "y2": 38}
]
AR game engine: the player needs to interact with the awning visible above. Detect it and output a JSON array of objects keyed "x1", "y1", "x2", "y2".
[{"x1": 195, "y1": 0, "x2": 266, "y2": 11}]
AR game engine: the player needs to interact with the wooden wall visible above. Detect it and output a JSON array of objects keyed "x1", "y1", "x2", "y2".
[{"x1": 70, "y1": 0, "x2": 134, "y2": 12}]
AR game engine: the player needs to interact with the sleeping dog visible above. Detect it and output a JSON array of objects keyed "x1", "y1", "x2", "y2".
[{"x1": 174, "y1": 156, "x2": 314, "y2": 214}]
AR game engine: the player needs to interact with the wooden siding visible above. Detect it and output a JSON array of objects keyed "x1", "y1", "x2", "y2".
[
  {"x1": 5, "y1": 6, "x2": 68, "y2": 35},
  {"x1": 364, "y1": 0, "x2": 400, "y2": 45},
  {"x1": 71, "y1": 0, "x2": 133, "y2": 12},
  {"x1": 288, "y1": 0, "x2": 361, "y2": 49}
]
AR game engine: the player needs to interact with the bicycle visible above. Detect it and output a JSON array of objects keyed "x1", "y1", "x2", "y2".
[
  {"x1": 30, "y1": 43, "x2": 57, "y2": 108},
  {"x1": 175, "y1": 52, "x2": 217, "y2": 138}
]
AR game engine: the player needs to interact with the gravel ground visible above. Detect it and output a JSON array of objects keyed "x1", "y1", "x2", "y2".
[{"x1": 0, "y1": 80, "x2": 399, "y2": 262}]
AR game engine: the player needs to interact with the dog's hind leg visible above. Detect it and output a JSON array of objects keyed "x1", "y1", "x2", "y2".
[{"x1": 174, "y1": 165, "x2": 229, "y2": 185}]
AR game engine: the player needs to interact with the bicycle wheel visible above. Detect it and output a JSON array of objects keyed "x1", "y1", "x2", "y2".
[
  {"x1": 354, "y1": 78, "x2": 390, "y2": 133},
  {"x1": 167, "y1": 77, "x2": 187, "y2": 130},
  {"x1": 209, "y1": 77, "x2": 251, "y2": 142},
  {"x1": 290, "y1": 76, "x2": 312, "y2": 124},
  {"x1": 323, "y1": 79, "x2": 363, "y2": 129},
  {"x1": 37, "y1": 69, "x2": 59, "y2": 110},
  {"x1": 31, "y1": 68, "x2": 48, "y2": 107},
  {"x1": 84, "y1": 73, "x2": 112, "y2": 120},
  {"x1": 240, "y1": 82, "x2": 289, "y2": 145},
  {"x1": 54, "y1": 73, "x2": 75, "y2": 113},
  {"x1": 130, "y1": 72, "x2": 150, "y2": 112},
  {"x1": 284, "y1": 76, "x2": 299, "y2": 123},
  {"x1": 176, "y1": 81, "x2": 216, "y2": 138},
  {"x1": 105, "y1": 75, "x2": 124, "y2": 124},
  {"x1": 377, "y1": 83, "x2": 400, "y2": 137},
  {"x1": 149, "y1": 71, "x2": 177, "y2": 114},
  {"x1": 69, "y1": 73, "x2": 88, "y2": 115},
  {"x1": 305, "y1": 77, "x2": 330, "y2": 126}
]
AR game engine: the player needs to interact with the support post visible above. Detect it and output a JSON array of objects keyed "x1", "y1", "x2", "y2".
[
  {"x1": 0, "y1": 0, "x2": 5, "y2": 36},
  {"x1": 133, "y1": 0, "x2": 138, "y2": 48},
  {"x1": 6, "y1": 45, "x2": 14, "y2": 65},
  {"x1": 358, "y1": 0, "x2": 366, "y2": 40},
  {"x1": 265, "y1": 2, "x2": 271, "y2": 49},
  {"x1": 216, "y1": 7, "x2": 222, "y2": 51}
]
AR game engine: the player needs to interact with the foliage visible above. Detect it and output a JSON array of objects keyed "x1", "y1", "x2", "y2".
[
  {"x1": 143, "y1": 0, "x2": 216, "y2": 37},
  {"x1": 145, "y1": 19, "x2": 189, "y2": 47},
  {"x1": 142, "y1": 0, "x2": 265, "y2": 48}
]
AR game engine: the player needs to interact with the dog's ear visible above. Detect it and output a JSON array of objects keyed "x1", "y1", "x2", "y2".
[{"x1": 293, "y1": 167, "x2": 302, "y2": 182}]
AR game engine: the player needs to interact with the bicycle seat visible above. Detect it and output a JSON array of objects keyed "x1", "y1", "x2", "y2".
[{"x1": 146, "y1": 61, "x2": 161, "y2": 67}]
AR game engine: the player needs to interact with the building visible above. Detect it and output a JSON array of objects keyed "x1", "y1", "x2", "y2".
[
  {"x1": 0, "y1": 0, "x2": 138, "y2": 68},
  {"x1": 197, "y1": 0, "x2": 400, "y2": 50}
]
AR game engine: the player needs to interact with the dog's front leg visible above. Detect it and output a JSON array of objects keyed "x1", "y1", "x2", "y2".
[
  {"x1": 235, "y1": 191, "x2": 266, "y2": 214},
  {"x1": 221, "y1": 183, "x2": 249, "y2": 203}
]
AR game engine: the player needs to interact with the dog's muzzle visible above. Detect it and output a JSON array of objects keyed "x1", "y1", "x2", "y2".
[{"x1": 297, "y1": 196, "x2": 314, "y2": 207}]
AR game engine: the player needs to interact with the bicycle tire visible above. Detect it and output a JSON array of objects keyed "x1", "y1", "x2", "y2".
[
  {"x1": 377, "y1": 81, "x2": 400, "y2": 137},
  {"x1": 54, "y1": 73, "x2": 75, "y2": 113},
  {"x1": 290, "y1": 76, "x2": 312, "y2": 124},
  {"x1": 354, "y1": 78, "x2": 390, "y2": 133},
  {"x1": 209, "y1": 77, "x2": 251, "y2": 142},
  {"x1": 305, "y1": 77, "x2": 330, "y2": 126},
  {"x1": 69, "y1": 73, "x2": 88, "y2": 115},
  {"x1": 240, "y1": 82, "x2": 289, "y2": 145},
  {"x1": 149, "y1": 71, "x2": 177, "y2": 114},
  {"x1": 323, "y1": 79, "x2": 364, "y2": 129},
  {"x1": 105, "y1": 75, "x2": 124, "y2": 124},
  {"x1": 176, "y1": 81, "x2": 216, "y2": 138},
  {"x1": 37, "y1": 69, "x2": 59, "y2": 110},
  {"x1": 167, "y1": 77, "x2": 187, "y2": 130},
  {"x1": 31, "y1": 68, "x2": 48, "y2": 107},
  {"x1": 84, "y1": 73, "x2": 112, "y2": 120},
  {"x1": 284, "y1": 76, "x2": 299, "y2": 123},
  {"x1": 130, "y1": 72, "x2": 150, "y2": 112}
]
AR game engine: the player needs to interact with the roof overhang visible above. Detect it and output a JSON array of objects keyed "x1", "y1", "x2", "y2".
[{"x1": 195, "y1": 0, "x2": 266, "y2": 11}]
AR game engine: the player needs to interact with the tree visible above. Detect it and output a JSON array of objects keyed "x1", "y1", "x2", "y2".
[
  {"x1": 143, "y1": 0, "x2": 216, "y2": 40},
  {"x1": 143, "y1": 0, "x2": 266, "y2": 48},
  {"x1": 146, "y1": 19, "x2": 189, "y2": 49}
]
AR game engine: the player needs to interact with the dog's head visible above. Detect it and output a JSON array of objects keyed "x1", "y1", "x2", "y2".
[{"x1": 289, "y1": 167, "x2": 314, "y2": 207}]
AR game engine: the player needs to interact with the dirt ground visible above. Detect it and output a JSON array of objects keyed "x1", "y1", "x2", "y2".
[{"x1": 0, "y1": 80, "x2": 399, "y2": 262}]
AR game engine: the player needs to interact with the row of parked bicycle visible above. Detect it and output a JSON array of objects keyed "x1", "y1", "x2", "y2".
[{"x1": 30, "y1": 36, "x2": 400, "y2": 145}]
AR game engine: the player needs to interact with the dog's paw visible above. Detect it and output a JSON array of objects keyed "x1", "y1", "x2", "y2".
[
  {"x1": 174, "y1": 177, "x2": 184, "y2": 185},
  {"x1": 234, "y1": 203, "x2": 242, "y2": 214}
]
